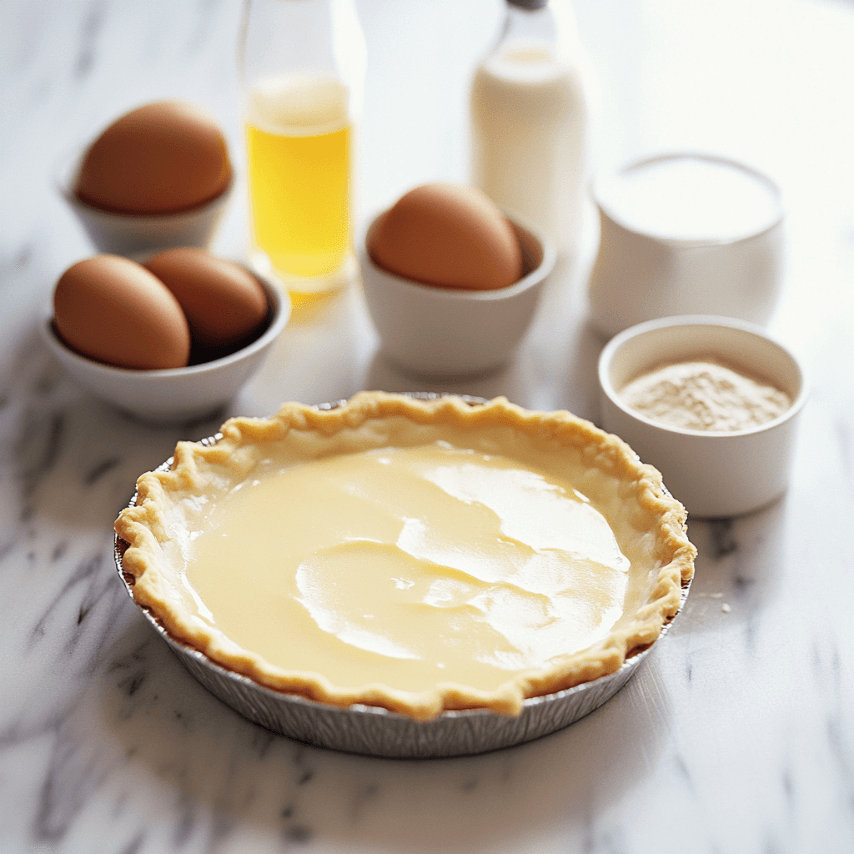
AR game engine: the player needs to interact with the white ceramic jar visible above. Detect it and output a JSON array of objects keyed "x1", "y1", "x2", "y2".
[{"x1": 588, "y1": 153, "x2": 785, "y2": 338}]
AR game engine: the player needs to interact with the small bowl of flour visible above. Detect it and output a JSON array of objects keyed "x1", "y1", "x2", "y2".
[{"x1": 598, "y1": 315, "x2": 807, "y2": 518}]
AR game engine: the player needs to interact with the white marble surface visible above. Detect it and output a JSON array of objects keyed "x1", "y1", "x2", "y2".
[{"x1": 2, "y1": 0, "x2": 854, "y2": 851}]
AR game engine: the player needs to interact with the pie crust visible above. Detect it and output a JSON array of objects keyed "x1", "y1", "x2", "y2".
[{"x1": 115, "y1": 392, "x2": 696, "y2": 721}]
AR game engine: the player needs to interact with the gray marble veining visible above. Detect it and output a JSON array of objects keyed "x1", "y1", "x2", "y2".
[{"x1": 2, "y1": 1, "x2": 854, "y2": 852}]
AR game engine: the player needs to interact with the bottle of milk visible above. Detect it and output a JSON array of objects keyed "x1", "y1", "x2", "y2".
[{"x1": 469, "y1": 0, "x2": 594, "y2": 257}]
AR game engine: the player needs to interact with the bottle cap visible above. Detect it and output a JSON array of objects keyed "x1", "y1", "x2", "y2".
[{"x1": 508, "y1": 0, "x2": 549, "y2": 9}]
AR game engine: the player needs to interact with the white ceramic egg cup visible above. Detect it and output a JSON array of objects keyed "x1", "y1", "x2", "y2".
[{"x1": 359, "y1": 211, "x2": 556, "y2": 378}]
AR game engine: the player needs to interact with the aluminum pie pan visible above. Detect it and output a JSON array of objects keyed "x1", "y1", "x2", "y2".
[{"x1": 113, "y1": 395, "x2": 691, "y2": 758}]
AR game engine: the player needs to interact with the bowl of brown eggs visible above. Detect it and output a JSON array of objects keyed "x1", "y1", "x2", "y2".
[
  {"x1": 42, "y1": 249, "x2": 289, "y2": 423},
  {"x1": 358, "y1": 183, "x2": 556, "y2": 378},
  {"x1": 57, "y1": 101, "x2": 234, "y2": 257}
]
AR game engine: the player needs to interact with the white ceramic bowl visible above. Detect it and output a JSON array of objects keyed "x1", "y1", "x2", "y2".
[
  {"x1": 588, "y1": 152, "x2": 785, "y2": 337},
  {"x1": 598, "y1": 316, "x2": 807, "y2": 518},
  {"x1": 359, "y1": 211, "x2": 556, "y2": 377},
  {"x1": 41, "y1": 274, "x2": 289, "y2": 424},
  {"x1": 57, "y1": 148, "x2": 233, "y2": 258}
]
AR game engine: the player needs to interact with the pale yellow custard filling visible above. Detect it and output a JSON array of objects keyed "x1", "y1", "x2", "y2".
[
  {"x1": 116, "y1": 393, "x2": 696, "y2": 720},
  {"x1": 185, "y1": 443, "x2": 631, "y2": 696}
]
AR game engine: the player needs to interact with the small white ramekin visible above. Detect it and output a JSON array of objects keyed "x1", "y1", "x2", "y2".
[
  {"x1": 41, "y1": 273, "x2": 288, "y2": 424},
  {"x1": 359, "y1": 211, "x2": 556, "y2": 378},
  {"x1": 598, "y1": 315, "x2": 807, "y2": 518}
]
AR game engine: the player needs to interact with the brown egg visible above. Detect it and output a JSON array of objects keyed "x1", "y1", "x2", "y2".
[
  {"x1": 53, "y1": 255, "x2": 191, "y2": 370},
  {"x1": 75, "y1": 101, "x2": 232, "y2": 215},
  {"x1": 368, "y1": 183, "x2": 523, "y2": 291},
  {"x1": 144, "y1": 248, "x2": 269, "y2": 350}
]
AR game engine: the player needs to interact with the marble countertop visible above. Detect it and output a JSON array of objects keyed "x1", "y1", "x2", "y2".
[{"x1": 2, "y1": 0, "x2": 853, "y2": 851}]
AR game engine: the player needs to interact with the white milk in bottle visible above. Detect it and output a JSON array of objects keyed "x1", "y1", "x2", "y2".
[{"x1": 470, "y1": 0, "x2": 593, "y2": 257}]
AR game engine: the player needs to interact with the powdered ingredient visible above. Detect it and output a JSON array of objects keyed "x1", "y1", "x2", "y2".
[{"x1": 619, "y1": 359, "x2": 792, "y2": 432}]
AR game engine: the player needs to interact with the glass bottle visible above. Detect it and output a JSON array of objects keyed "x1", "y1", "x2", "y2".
[
  {"x1": 470, "y1": 0, "x2": 594, "y2": 258},
  {"x1": 239, "y1": 0, "x2": 366, "y2": 299}
]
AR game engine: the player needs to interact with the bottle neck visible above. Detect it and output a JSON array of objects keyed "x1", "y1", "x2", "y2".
[
  {"x1": 499, "y1": 0, "x2": 559, "y2": 51},
  {"x1": 493, "y1": 0, "x2": 586, "y2": 66},
  {"x1": 240, "y1": 0, "x2": 365, "y2": 91}
]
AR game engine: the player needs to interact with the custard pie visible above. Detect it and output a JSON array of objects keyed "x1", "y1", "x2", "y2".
[{"x1": 115, "y1": 392, "x2": 695, "y2": 721}]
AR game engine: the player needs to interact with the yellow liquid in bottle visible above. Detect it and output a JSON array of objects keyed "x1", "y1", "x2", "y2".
[{"x1": 245, "y1": 75, "x2": 352, "y2": 294}]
